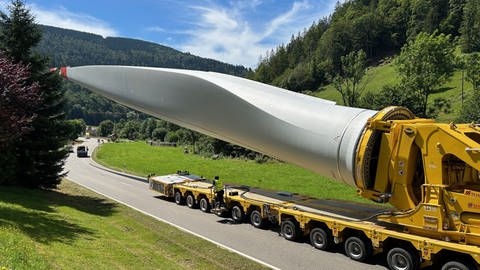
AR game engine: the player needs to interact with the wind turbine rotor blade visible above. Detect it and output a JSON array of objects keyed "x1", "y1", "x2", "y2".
[{"x1": 63, "y1": 65, "x2": 377, "y2": 186}]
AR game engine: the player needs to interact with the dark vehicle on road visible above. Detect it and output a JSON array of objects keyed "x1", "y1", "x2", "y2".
[{"x1": 76, "y1": 145, "x2": 88, "y2": 157}]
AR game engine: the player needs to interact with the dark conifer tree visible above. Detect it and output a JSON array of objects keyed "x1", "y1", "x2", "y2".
[
  {"x1": 460, "y1": 0, "x2": 480, "y2": 52},
  {"x1": 0, "y1": 0, "x2": 69, "y2": 188}
]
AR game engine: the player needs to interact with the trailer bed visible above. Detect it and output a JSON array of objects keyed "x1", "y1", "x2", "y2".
[{"x1": 238, "y1": 187, "x2": 390, "y2": 221}]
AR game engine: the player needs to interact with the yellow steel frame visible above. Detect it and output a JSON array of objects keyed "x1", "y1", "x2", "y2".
[{"x1": 356, "y1": 107, "x2": 480, "y2": 246}]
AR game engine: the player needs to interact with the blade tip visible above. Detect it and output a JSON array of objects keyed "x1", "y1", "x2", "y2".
[{"x1": 60, "y1": 67, "x2": 67, "y2": 78}]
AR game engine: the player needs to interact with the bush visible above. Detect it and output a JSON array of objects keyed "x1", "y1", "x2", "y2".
[
  {"x1": 151, "y1": 127, "x2": 167, "y2": 141},
  {"x1": 458, "y1": 91, "x2": 480, "y2": 123},
  {"x1": 65, "y1": 119, "x2": 86, "y2": 140},
  {"x1": 120, "y1": 121, "x2": 140, "y2": 140},
  {"x1": 98, "y1": 120, "x2": 114, "y2": 137},
  {"x1": 360, "y1": 85, "x2": 424, "y2": 116},
  {"x1": 164, "y1": 131, "x2": 179, "y2": 142}
]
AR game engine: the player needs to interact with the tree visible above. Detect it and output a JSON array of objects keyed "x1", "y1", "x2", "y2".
[
  {"x1": 361, "y1": 84, "x2": 451, "y2": 118},
  {"x1": 458, "y1": 91, "x2": 480, "y2": 122},
  {"x1": 140, "y1": 118, "x2": 157, "y2": 139},
  {"x1": 98, "y1": 120, "x2": 114, "y2": 137},
  {"x1": 65, "y1": 119, "x2": 86, "y2": 141},
  {"x1": 395, "y1": 32, "x2": 455, "y2": 117},
  {"x1": 440, "y1": 0, "x2": 466, "y2": 36},
  {"x1": 0, "y1": 53, "x2": 41, "y2": 147},
  {"x1": 126, "y1": 110, "x2": 138, "y2": 121},
  {"x1": 0, "y1": 53, "x2": 41, "y2": 185},
  {"x1": 464, "y1": 53, "x2": 480, "y2": 91},
  {"x1": 361, "y1": 85, "x2": 423, "y2": 113},
  {"x1": 460, "y1": 0, "x2": 480, "y2": 52},
  {"x1": 181, "y1": 129, "x2": 200, "y2": 153},
  {"x1": 0, "y1": 0, "x2": 69, "y2": 188},
  {"x1": 408, "y1": 0, "x2": 449, "y2": 39},
  {"x1": 333, "y1": 49, "x2": 368, "y2": 107},
  {"x1": 120, "y1": 120, "x2": 140, "y2": 140},
  {"x1": 151, "y1": 127, "x2": 167, "y2": 141},
  {"x1": 164, "y1": 131, "x2": 179, "y2": 143},
  {"x1": 0, "y1": 0, "x2": 41, "y2": 63}
]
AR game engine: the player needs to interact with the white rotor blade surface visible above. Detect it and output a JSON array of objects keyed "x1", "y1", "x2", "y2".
[{"x1": 65, "y1": 66, "x2": 377, "y2": 186}]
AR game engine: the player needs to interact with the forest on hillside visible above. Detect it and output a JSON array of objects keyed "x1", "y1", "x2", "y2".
[{"x1": 251, "y1": 0, "x2": 479, "y2": 93}]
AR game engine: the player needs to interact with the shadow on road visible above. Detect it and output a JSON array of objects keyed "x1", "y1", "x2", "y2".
[{"x1": 216, "y1": 218, "x2": 239, "y2": 225}]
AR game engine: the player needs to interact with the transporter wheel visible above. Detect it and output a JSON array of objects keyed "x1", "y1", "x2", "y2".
[
  {"x1": 186, "y1": 194, "x2": 196, "y2": 208},
  {"x1": 309, "y1": 227, "x2": 333, "y2": 251},
  {"x1": 199, "y1": 197, "x2": 210, "y2": 213},
  {"x1": 231, "y1": 206, "x2": 244, "y2": 223},
  {"x1": 441, "y1": 261, "x2": 474, "y2": 270},
  {"x1": 250, "y1": 210, "x2": 267, "y2": 229},
  {"x1": 344, "y1": 236, "x2": 372, "y2": 262},
  {"x1": 174, "y1": 191, "x2": 184, "y2": 205},
  {"x1": 281, "y1": 219, "x2": 300, "y2": 241},
  {"x1": 387, "y1": 247, "x2": 419, "y2": 270}
]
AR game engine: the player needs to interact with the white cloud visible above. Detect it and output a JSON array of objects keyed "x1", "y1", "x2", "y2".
[
  {"x1": 30, "y1": 5, "x2": 118, "y2": 38},
  {"x1": 178, "y1": 1, "x2": 329, "y2": 67},
  {"x1": 146, "y1": 26, "x2": 166, "y2": 33},
  {"x1": 227, "y1": 0, "x2": 263, "y2": 11},
  {"x1": 263, "y1": 1, "x2": 310, "y2": 37}
]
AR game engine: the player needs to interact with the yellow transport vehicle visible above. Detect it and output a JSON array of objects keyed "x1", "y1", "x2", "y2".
[
  {"x1": 150, "y1": 170, "x2": 480, "y2": 270},
  {"x1": 149, "y1": 171, "x2": 218, "y2": 212},
  {"x1": 62, "y1": 65, "x2": 480, "y2": 270}
]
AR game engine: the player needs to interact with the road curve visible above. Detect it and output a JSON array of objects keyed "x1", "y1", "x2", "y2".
[{"x1": 65, "y1": 139, "x2": 388, "y2": 270}]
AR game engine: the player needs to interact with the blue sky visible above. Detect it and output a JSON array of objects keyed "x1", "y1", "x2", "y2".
[{"x1": 2, "y1": 0, "x2": 339, "y2": 67}]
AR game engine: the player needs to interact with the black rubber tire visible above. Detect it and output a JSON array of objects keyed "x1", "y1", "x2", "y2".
[
  {"x1": 387, "y1": 247, "x2": 419, "y2": 270},
  {"x1": 344, "y1": 236, "x2": 372, "y2": 262},
  {"x1": 231, "y1": 205, "x2": 244, "y2": 223},
  {"x1": 186, "y1": 194, "x2": 196, "y2": 208},
  {"x1": 281, "y1": 220, "x2": 300, "y2": 241},
  {"x1": 174, "y1": 191, "x2": 184, "y2": 205},
  {"x1": 250, "y1": 210, "x2": 267, "y2": 229},
  {"x1": 199, "y1": 197, "x2": 210, "y2": 213},
  {"x1": 441, "y1": 261, "x2": 474, "y2": 270},
  {"x1": 309, "y1": 227, "x2": 332, "y2": 251}
]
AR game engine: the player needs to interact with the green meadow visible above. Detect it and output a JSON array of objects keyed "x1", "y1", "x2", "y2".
[
  {"x1": 0, "y1": 180, "x2": 266, "y2": 270},
  {"x1": 94, "y1": 141, "x2": 371, "y2": 203}
]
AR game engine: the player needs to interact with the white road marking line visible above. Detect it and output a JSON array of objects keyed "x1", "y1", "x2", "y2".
[{"x1": 65, "y1": 178, "x2": 282, "y2": 270}]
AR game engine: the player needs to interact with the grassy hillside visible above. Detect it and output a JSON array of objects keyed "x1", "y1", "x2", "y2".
[
  {"x1": 314, "y1": 61, "x2": 398, "y2": 104},
  {"x1": 314, "y1": 60, "x2": 474, "y2": 122},
  {"x1": 0, "y1": 180, "x2": 266, "y2": 270},
  {"x1": 94, "y1": 142, "x2": 372, "y2": 204}
]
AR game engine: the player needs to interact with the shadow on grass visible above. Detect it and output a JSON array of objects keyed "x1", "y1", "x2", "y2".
[
  {"x1": 0, "y1": 206, "x2": 94, "y2": 244},
  {"x1": 0, "y1": 186, "x2": 116, "y2": 216},
  {"x1": 44, "y1": 189, "x2": 117, "y2": 217},
  {"x1": 431, "y1": 86, "x2": 454, "y2": 94},
  {"x1": 0, "y1": 185, "x2": 117, "y2": 244}
]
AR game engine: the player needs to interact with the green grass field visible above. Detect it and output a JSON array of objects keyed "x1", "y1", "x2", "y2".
[
  {"x1": 314, "y1": 60, "x2": 474, "y2": 122},
  {"x1": 94, "y1": 141, "x2": 371, "y2": 203},
  {"x1": 0, "y1": 180, "x2": 266, "y2": 270}
]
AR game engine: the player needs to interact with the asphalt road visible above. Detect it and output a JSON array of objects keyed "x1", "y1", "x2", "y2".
[{"x1": 65, "y1": 138, "x2": 389, "y2": 270}]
